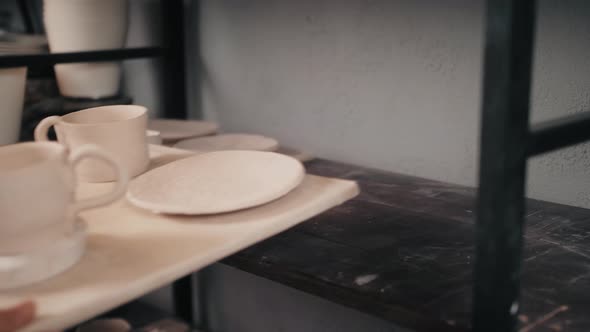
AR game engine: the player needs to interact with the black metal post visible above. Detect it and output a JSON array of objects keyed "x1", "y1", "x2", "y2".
[
  {"x1": 17, "y1": 0, "x2": 39, "y2": 34},
  {"x1": 172, "y1": 275, "x2": 195, "y2": 325},
  {"x1": 163, "y1": 0, "x2": 192, "y2": 323},
  {"x1": 160, "y1": 0, "x2": 188, "y2": 119},
  {"x1": 196, "y1": 267, "x2": 211, "y2": 331},
  {"x1": 473, "y1": 1, "x2": 537, "y2": 331}
]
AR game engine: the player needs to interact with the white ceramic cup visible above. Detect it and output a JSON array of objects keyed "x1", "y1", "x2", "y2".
[
  {"x1": 0, "y1": 141, "x2": 128, "y2": 253},
  {"x1": 0, "y1": 67, "x2": 27, "y2": 145},
  {"x1": 43, "y1": 0, "x2": 129, "y2": 98},
  {"x1": 35, "y1": 105, "x2": 150, "y2": 182}
]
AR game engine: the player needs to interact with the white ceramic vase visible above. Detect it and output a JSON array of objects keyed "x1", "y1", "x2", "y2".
[
  {"x1": 43, "y1": 0, "x2": 129, "y2": 99},
  {"x1": 0, "y1": 67, "x2": 27, "y2": 145}
]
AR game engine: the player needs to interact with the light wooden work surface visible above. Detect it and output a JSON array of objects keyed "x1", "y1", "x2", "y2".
[{"x1": 0, "y1": 145, "x2": 359, "y2": 332}]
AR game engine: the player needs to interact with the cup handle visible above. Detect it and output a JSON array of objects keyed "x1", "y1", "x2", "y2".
[
  {"x1": 34, "y1": 115, "x2": 62, "y2": 141},
  {"x1": 69, "y1": 145, "x2": 129, "y2": 215}
]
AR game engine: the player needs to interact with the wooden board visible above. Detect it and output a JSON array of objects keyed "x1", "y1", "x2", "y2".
[{"x1": 0, "y1": 146, "x2": 359, "y2": 332}]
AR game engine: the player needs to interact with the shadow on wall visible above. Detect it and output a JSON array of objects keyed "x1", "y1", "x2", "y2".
[{"x1": 122, "y1": 0, "x2": 164, "y2": 117}]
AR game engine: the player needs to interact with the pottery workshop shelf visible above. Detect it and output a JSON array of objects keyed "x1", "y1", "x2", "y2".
[
  {"x1": 223, "y1": 159, "x2": 590, "y2": 332},
  {"x1": 0, "y1": 145, "x2": 359, "y2": 332},
  {"x1": 0, "y1": 47, "x2": 163, "y2": 68}
]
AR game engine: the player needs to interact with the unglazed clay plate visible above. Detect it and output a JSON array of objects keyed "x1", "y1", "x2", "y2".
[
  {"x1": 127, "y1": 150, "x2": 305, "y2": 215},
  {"x1": 148, "y1": 119, "x2": 219, "y2": 143},
  {"x1": 174, "y1": 133, "x2": 279, "y2": 152}
]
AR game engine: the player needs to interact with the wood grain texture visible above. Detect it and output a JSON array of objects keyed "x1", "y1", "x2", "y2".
[{"x1": 224, "y1": 159, "x2": 590, "y2": 332}]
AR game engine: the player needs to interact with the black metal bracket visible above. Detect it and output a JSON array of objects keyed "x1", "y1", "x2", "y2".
[
  {"x1": 528, "y1": 111, "x2": 590, "y2": 156},
  {"x1": 0, "y1": 47, "x2": 164, "y2": 68}
]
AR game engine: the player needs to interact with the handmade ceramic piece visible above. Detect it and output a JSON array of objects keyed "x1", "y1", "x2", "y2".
[
  {"x1": 0, "y1": 220, "x2": 86, "y2": 290},
  {"x1": 127, "y1": 150, "x2": 305, "y2": 215},
  {"x1": 146, "y1": 130, "x2": 162, "y2": 145},
  {"x1": 43, "y1": 0, "x2": 129, "y2": 98},
  {"x1": 174, "y1": 133, "x2": 279, "y2": 152},
  {"x1": 0, "y1": 67, "x2": 27, "y2": 145},
  {"x1": 35, "y1": 105, "x2": 149, "y2": 182},
  {"x1": 148, "y1": 119, "x2": 219, "y2": 144},
  {"x1": 0, "y1": 142, "x2": 127, "y2": 254}
]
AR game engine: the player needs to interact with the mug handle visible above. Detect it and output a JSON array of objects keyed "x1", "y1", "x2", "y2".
[
  {"x1": 68, "y1": 145, "x2": 129, "y2": 215},
  {"x1": 34, "y1": 115, "x2": 62, "y2": 141}
]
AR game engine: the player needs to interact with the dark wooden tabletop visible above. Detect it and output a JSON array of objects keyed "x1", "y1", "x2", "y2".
[{"x1": 223, "y1": 159, "x2": 590, "y2": 332}]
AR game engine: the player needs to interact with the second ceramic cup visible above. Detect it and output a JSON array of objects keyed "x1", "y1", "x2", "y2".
[{"x1": 35, "y1": 105, "x2": 150, "y2": 182}]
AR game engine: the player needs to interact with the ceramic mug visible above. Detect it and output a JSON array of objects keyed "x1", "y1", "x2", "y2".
[
  {"x1": 43, "y1": 0, "x2": 129, "y2": 98},
  {"x1": 35, "y1": 105, "x2": 150, "y2": 182},
  {"x1": 0, "y1": 141, "x2": 128, "y2": 253},
  {"x1": 0, "y1": 67, "x2": 27, "y2": 145}
]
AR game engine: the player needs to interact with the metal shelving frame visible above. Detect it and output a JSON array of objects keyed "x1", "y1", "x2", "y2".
[
  {"x1": 3, "y1": 0, "x2": 590, "y2": 331},
  {"x1": 474, "y1": 1, "x2": 590, "y2": 331}
]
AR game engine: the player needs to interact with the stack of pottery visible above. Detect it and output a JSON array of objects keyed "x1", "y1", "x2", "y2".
[
  {"x1": 43, "y1": 0, "x2": 129, "y2": 98},
  {"x1": 148, "y1": 118, "x2": 314, "y2": 162},
  {"x1": 0, "y1": 33, "x2": 46, "y2": 145}
]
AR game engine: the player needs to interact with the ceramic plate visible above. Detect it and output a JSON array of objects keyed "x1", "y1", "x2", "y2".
[
  {"x1": 174, "y1": 133, "x2": 279, "y2": 152},
  {"x1": 127, "y1": 150, "x2": 305, "y2": 215},
  {"x1": 148, "y1": 119, "x2": 219, "y2": 143}
]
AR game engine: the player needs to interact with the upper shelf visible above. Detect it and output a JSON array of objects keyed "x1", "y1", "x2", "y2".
[{"x1": 0, "y1": 47, "x2": 164, "y2": 68}]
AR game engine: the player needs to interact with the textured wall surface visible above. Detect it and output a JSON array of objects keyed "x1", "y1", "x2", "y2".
[
  {"x1": 528, "y1": 1, "x2": 590, "y2": 207},
  {"x1": 198, "y1": 0, "x2": 590, "y2": 208}
]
